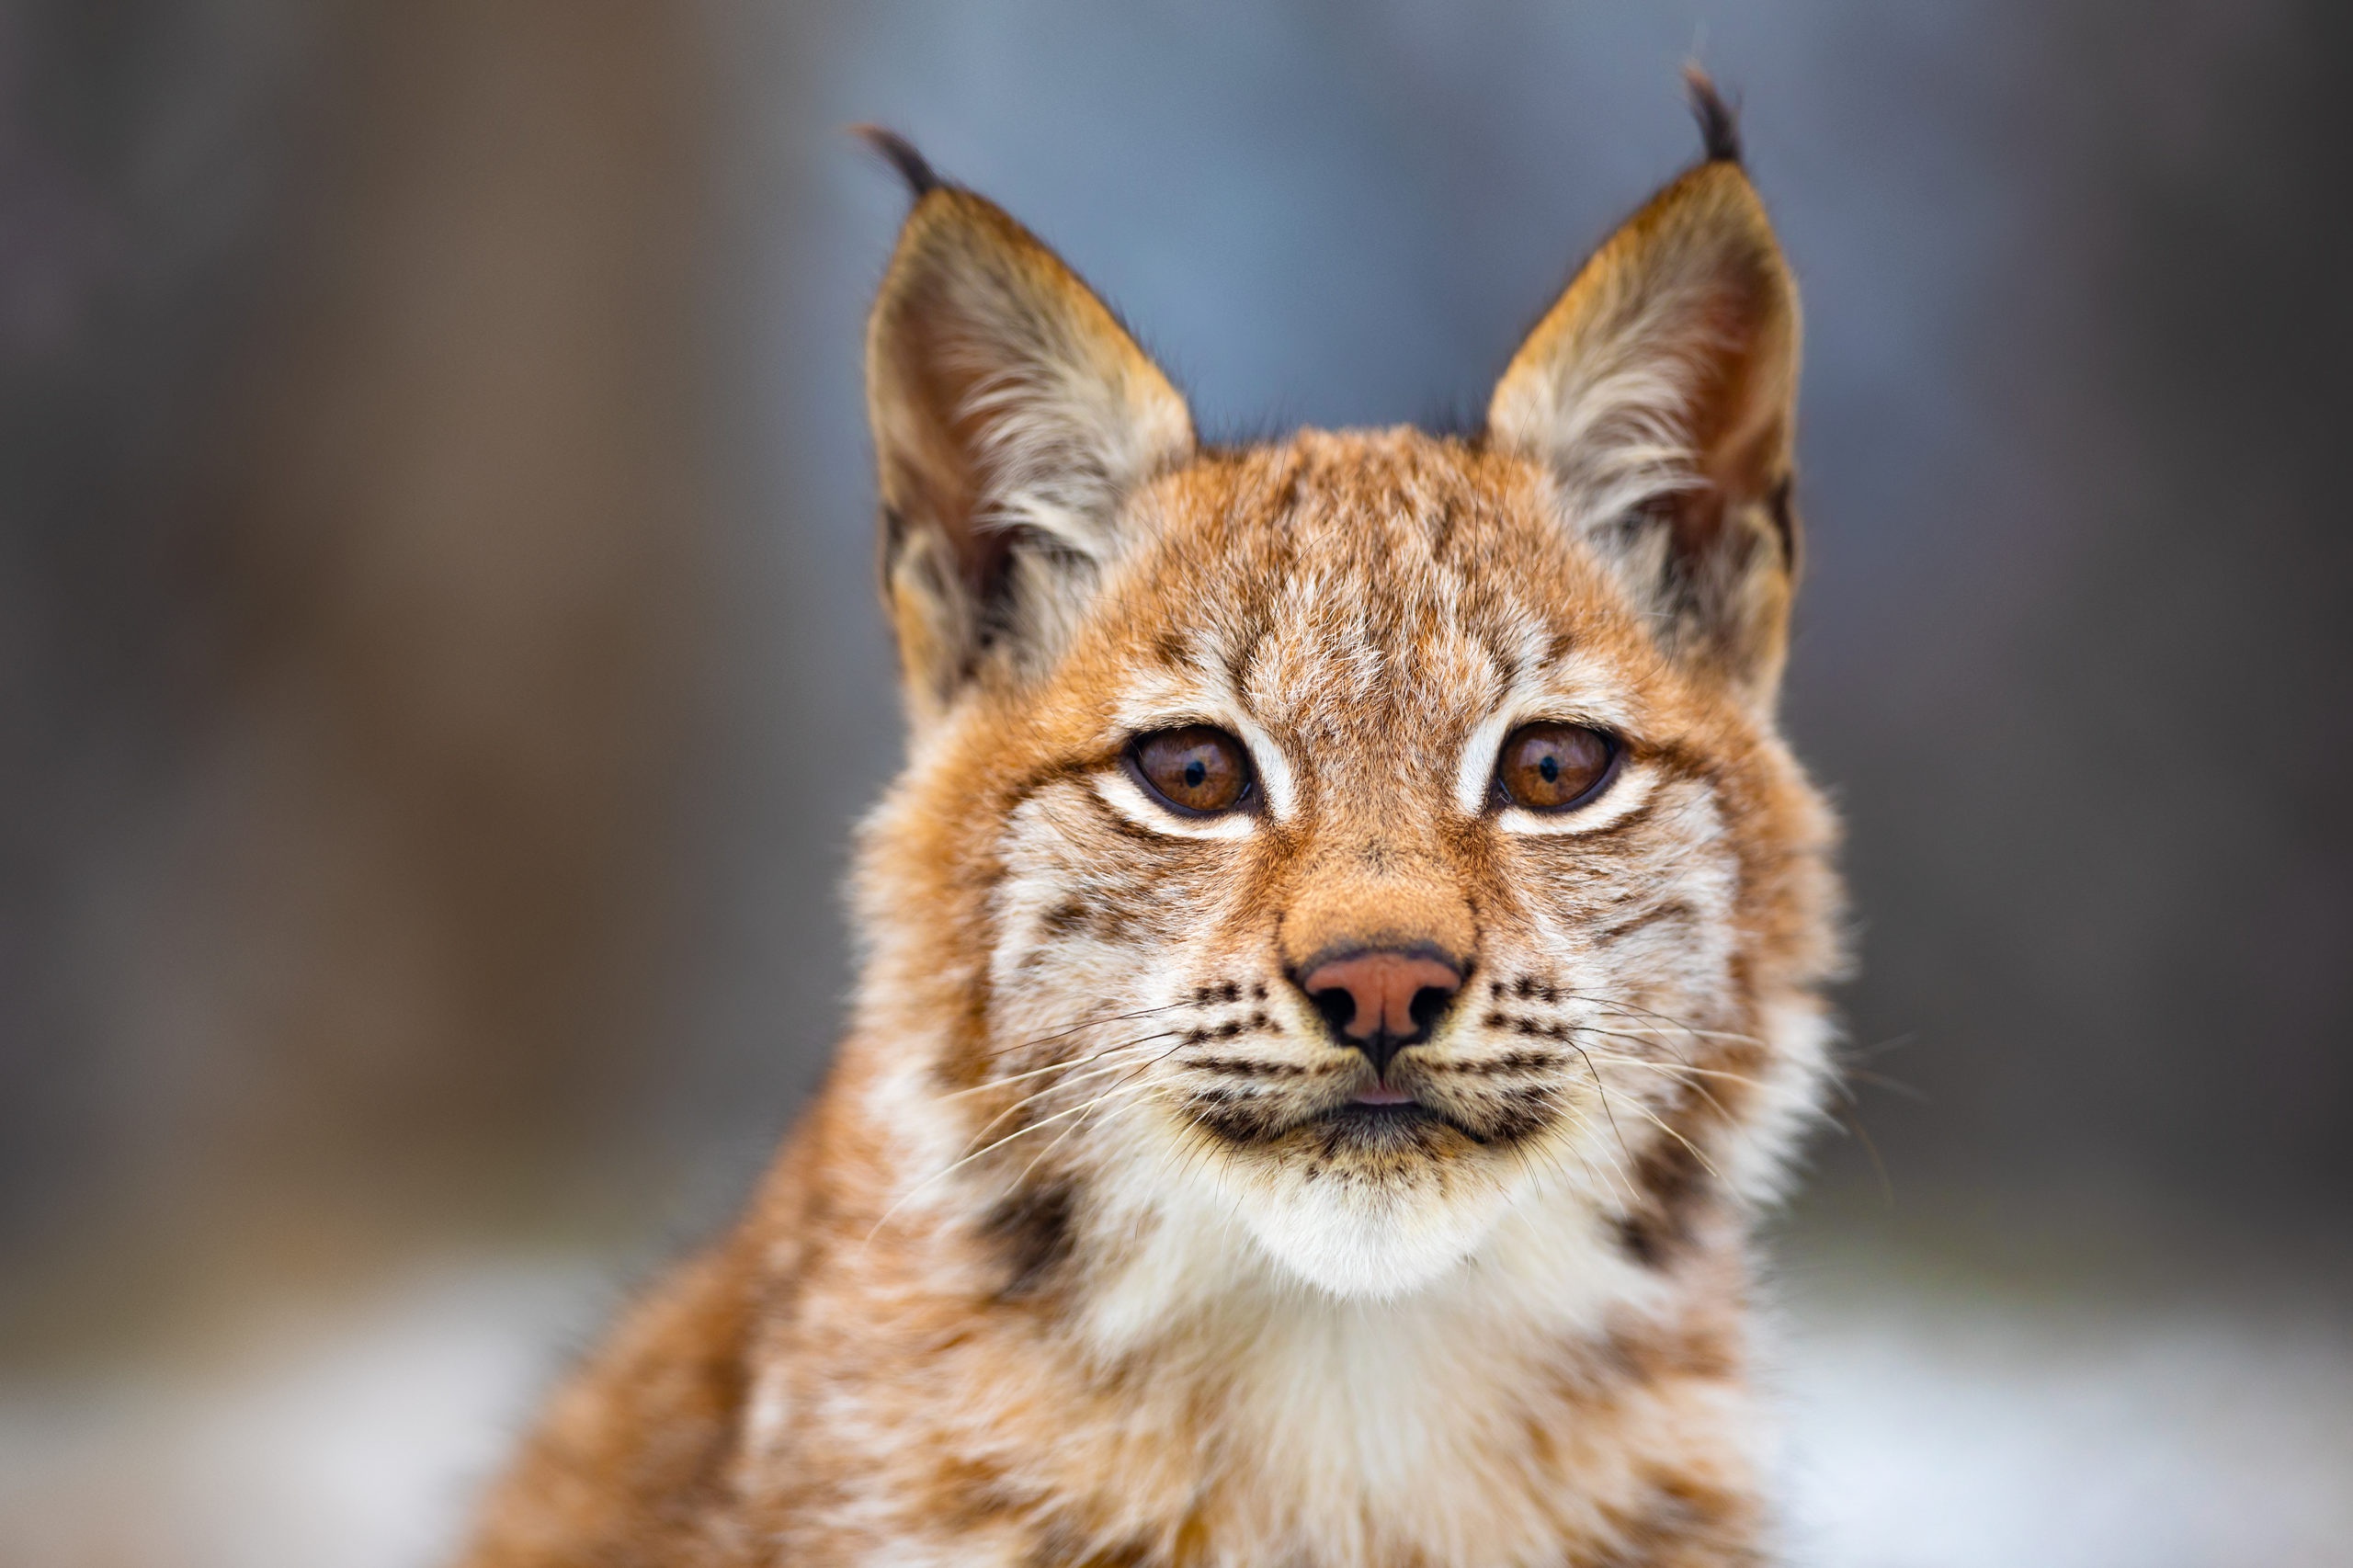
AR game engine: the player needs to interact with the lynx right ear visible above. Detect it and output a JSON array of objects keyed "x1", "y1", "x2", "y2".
[
  {"x1": 1487, "y1": 74, "x2": 1802, "y2": 709},
  {"x1": 860, "y1": 131, "x2": 1194, "y2": 722}
]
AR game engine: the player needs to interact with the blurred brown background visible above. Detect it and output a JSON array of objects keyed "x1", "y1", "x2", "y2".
[{"x1": 3, "y1": 3, "x2": 2348, "y2": 1565}]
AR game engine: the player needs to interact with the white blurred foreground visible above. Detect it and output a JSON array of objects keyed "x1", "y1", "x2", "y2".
[{"x1": 3, "y1": 1240, "x2": 2347, "y2": 1568}]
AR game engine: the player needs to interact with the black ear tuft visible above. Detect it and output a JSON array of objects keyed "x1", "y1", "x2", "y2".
[
  {"x1": 1681, "y1": 63, "x2": 1743, "y2": 165},
  {"x1": 850, "y1": 124, "x2": 942, "y2": 199}
]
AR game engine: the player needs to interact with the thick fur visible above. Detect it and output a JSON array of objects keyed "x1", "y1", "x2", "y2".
[{"x1": 463, "y1": 83, "x2": 1842, "y2": 1568}]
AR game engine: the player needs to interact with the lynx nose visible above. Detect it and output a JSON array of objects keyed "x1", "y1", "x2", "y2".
[{"x1": 1296, "y1": 948, "x2": 1464, "y2": 1076}]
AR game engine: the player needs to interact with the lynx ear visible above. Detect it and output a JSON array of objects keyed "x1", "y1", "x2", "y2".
[
  {"x1": 860, "y1": 131, "x2": 1194, "y2": 720},
  {"x1": 1487, "y1": 79, "x2": 1802, "y2": 707}
]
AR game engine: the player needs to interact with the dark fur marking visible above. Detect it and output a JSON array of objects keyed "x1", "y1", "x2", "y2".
[
  {"x1": 1187, "y1": 1096, "x2": 1288, "y2": 1144},
  {"x1": 1188, "y1": 1056, "x2": 1305, "y2": 1077},
  {"x1": 1596, "y1": 901, "x2": 1696, "y2": 944},
  {"x1": 1615, "y1": 1132, "x2": 1711, "y2": 1270},
  {"x1": 1439, "y1": 1050, "x2": 1563, "y2": 1076},
  {"x1": 1424, "y1": 490, "x2": 1461, "y2": 555},
  {"x1": 982, "y1": 1181, "x2": 1075, "y2": 1301},
  {"x1": 1096, "y1": 806, "x2": 1188, "y2": 846},
  {"x1": 1481, "y1": 1086, "x2": 1558, "y2": 1142},
  {"x1": 1023, "y1": 1528, "x2": 1153, "y2": 1568},
  {"x1": 1604, "y1": 1469, "x2": 1746, "y2": 1564},
  {"x1": 851, "y1": 124, "x2": 942, "y2": 197},
  {"x1": 1767, "y1": 472, "x2": 1799, "y2": 574},
  {"x1": 877, "y1": 504, "x2": 911, "y2": 591},
  {"x1": 1682, "y1": 65, "x2": 1743, "y2": 165}
]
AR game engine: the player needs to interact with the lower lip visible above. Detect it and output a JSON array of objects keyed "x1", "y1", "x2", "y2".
[{"x1": 1351, "y1": 1085, "x2": 1418, "y2": 1107}]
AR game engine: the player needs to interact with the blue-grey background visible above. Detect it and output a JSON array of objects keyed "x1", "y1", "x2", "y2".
[{"x1": 4, "y1": 4, "x2": 2348, "y2": 1563}]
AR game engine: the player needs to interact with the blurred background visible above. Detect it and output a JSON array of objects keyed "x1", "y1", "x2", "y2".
[{"x1": 3, "y1": 2, "x2": 2348, "y2": 1563}]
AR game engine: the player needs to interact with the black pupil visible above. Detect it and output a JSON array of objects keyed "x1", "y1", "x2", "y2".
[
  {"x1": 1538, "y1": 754, "x2": 1560, "y2": 783},
  {"x1": 1184, "y1": 758, "x2": 1207, "y2": 788}
]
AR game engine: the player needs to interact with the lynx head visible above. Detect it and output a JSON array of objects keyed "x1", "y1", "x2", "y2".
[{"x1": 848, "y1": 91, "x2": 1839, "y2": 1310}]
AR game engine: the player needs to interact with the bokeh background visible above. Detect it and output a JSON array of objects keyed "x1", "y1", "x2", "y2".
[{"x1": 4, "y1": 3, "x2": 2348, "y2": 1564}]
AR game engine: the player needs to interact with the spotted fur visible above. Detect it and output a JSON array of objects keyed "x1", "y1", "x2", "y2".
[{"x1": 463, "y1": 74, "x2": 1843, "y2": 1568}]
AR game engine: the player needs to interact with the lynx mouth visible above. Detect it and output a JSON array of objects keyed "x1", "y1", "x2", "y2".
[
  {"x1": 1316, "y1": 1100, "x2": 1454, "y2": 1139},
  {"x1": 1188, "y1": 1089, "x2": 1495, "y2": 1152}
]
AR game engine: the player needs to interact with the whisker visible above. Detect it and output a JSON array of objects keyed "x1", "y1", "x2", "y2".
[
  {"x1": 1575, "y1": 1044, "x2": 1766, "y2": 1091},
  {"x1": 1560, "y1": 1040, "x2": 1727, "y2": 1188},
  {"x1": 1839, "y1": 1065, "x2": 1929, "y2": 1103},
  {"x1": 1574, "y1": 1011, "x2": 1766, "y2": 1050},
  {"x1": 962, "y1": 1056, "x2": 1157, "y2": 1143},
  {"x1": 1011, "y1": 1074, "x2": 1165, "y2": 1162},
  {"x1": 1532, "y1": 1102, "x2": 1637, "y2": 1209},
  {"x1": 1008, "y1": 1068, "x2": 1169, "y2": 1187},
  {"x1": 1555, "y1": 1108, "x2": 1616, "y2": 1198},
  {"x1": 1843, "y1": 1032, "x2": 1921, "y2": 1065},
  {"x1": 1613, "y1": 1093, "x2": 1727, "y2": 1186},
  {"x1": 1833, "y1": 1103, "x2": 1897, "y2": 1207},
  {"x1": 977, "y1": 1000, "x2": 1193, "y2": 1062},
  {"x1": 1554, "y1": 994, "x2": 1766, "y2": 1049},
  {"x1": 1576, "y1": 1045, "x2": 1739, "y2": 1123},
  {"x1": 958, "y1": 1032, "x2": 1178, "y2": 1146},
  {"x1": 940, "y1": 1028, "x2": 1181, "y2": 1102},
  {"x1": 1564, "y1": 1042, "x2": 1633, "y2": 1168},
  {"x1": 986, "y1": 1031, "x2": 1205, "y2": 1184},
  {"x1": 1576, "y1": 1033, "x2": 1775, "y2": 1125},
  {"x1": 863, "y1": 1076, "x2": 1168, "y2": 1249}
]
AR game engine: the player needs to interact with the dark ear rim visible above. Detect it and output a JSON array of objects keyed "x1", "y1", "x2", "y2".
[
  {"x1": 850, "y1": 123, "x2": 943, "y2": 199},
  {"x1": 1682, "y1": 63, "x2": 1743, "y2": 166}
]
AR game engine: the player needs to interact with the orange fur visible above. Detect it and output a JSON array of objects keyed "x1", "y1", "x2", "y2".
[{"x1": 463, "y1": 83, "x2": 1841, "y2": 1568}]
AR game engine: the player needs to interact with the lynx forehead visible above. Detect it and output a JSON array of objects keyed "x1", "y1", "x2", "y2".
[{"x1": 466, "y1": 73, "x2": 1845, "y2": 1568}]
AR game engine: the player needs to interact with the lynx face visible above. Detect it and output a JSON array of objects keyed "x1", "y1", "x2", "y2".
[{"x1": 856, "y1": 134, "x2": 1837, "y2": 1307}]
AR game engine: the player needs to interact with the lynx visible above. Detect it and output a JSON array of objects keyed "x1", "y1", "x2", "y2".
[{"x1": 462, "y1": 72, "x2": 1842, "y2": 1568}]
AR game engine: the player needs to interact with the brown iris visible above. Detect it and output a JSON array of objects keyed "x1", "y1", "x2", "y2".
[
  {"x1": 1495, "y1": 722, "x2": 1616, "y2": 812},
  {"x1": 1129, "y1": 726, "x2": 1253, "y2": 816}
]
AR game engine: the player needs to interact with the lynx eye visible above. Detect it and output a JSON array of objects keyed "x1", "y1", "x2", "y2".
[
  {"x1": 1495, "y1": 722, "x2": 1617, "y2": 812},
  {"x1": 1128, "y1": 726, "x2": 1253, "y2": 816}
]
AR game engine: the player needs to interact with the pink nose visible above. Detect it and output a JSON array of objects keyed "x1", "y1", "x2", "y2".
[{"x1": 1296, "y1": 949, "x2": 1464, "y2": 1074}]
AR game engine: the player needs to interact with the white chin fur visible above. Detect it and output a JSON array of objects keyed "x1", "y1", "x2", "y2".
[{"x1": 1233, "y1": 1170, "x2": 1512, "y2": 1300}]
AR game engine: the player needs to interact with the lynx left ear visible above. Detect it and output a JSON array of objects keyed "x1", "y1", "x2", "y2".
[
  {"x1": 860, "y1": 131, "x2": 1195, "y2": 722},
  {"x1": 1488, "y1": 82, "x2": 1802, "y2": 707}
]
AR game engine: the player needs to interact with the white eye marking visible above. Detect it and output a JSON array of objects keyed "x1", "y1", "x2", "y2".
[
  {"x1": 1093, "y1": 764, "x2": 1257, "y2": 839},
  {"x1": 1455, "y1": 707, "x2": 1521, "y2": 815},
  {"x1": 1228, "y1": 710, "x2": 1297, "y2": 821}
]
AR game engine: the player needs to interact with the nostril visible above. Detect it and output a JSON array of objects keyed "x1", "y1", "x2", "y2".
[
  {"x1": 1408, "y1": 983, "x2": 1456, "y2": 1038},
  {"x1": 1310, "y1": 987, "x2": 1358, "y2": 1039}
]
